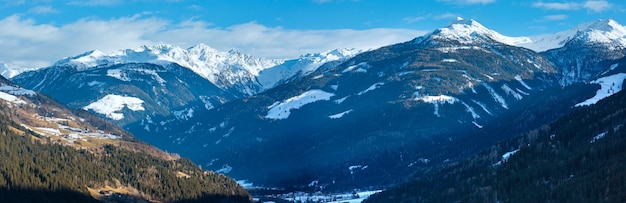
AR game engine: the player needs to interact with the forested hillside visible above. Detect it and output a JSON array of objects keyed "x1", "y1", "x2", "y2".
[
  {"x1": 0, "y1": 104, "x2": 250, "y2": 202},
  {"x1": 365, "y1": 82, "x2": 626, "y2": 203}
]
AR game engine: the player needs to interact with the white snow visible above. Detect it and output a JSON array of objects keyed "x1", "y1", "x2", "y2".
[
  {"x1": 460, "y1": 102, "x2": 480, "y2": 119},
  {"x1": 590, "y1": 132, "x2": 607, "y2": 143},
  {"x1": 494, "y1": 149, "x2": 520, "y2": 166},
  {"x1": 87, "y1": 81, "x2": 104, "y2": 87},
  {"x1": 327, "y1": 190, "x2": 382, "y2": 203},
  {"x1": 472, "y1": 121, "x2": 483, "y2": 128},
  {"x1": 518, "y1": 19, "x2": 626, "y2": 52},
  {"x1": 258, "y1": 48, "x2": 360, "y2": 89},
  {"x1": 417, "y1": 18, "x2": 626, "y2": 53},
  {"x1": 442, "y1": 58, "x2": 458, "y2": 63},
  {"x1": 418, "y1": 95, "x2": 481, "y2": 119},
  {"x1": 173, "y1": 108, "x2": 194, "y2": 120},
  {"x1": 265, "y1": 89, "x2": 334, "y2": 120},
  {"x1": 342, "y1": 62, "x2": 370, "y2": 73},
  {"x1": 334, "y1": 96, "x2": 349, "y2": 104},
  {"x1": 83, "y1": 94, "x2": 145, "y2": 120},
  {"x1": 502, "y1": 149, "x2": 519, "y2": 162},
  {"x1": 416, "y1": 95, "x2": 458, "y2": 117},
  {"x1": 482, "y1": 84, "x2": 508, "y2": 109},
  {"x1": 501, "y1": 84, "x2": 523, "y2": 100},
  {"x1": 357, "y1": 82, "x2": 384, "y2": 96},
  {"x1": 0, "y1": 63, "x2": 40, "y2": 78},
  {"x1": 36, "y1": 127, "x2": 61, "y2": 135},
  {"x1": 515, "y1": 75, "x2": 532, "y2": 90},
  {"x1": 0, "y1": 91, "x2": 26, "y2": 104},
  {"x1": 472, "y1": 99, "x2": 493, "y2": 115},
  {"x1": 272, "y1": 190, "x2": 382, "y2": 203},
  {"x1": 398, "y1": 70, "x2": 416, "y2": 77},
  {"x1": 417, "y1": 95, "x2": 458, "y2": 104},
  {"x1": 106, "y1": 69, "x2": 130, "y2": 81},
  {"x1": 575, "y1": 73, "x2": 626, "y2": 106},
  {"x1": 348, "y1": 165, "x2": 367, "y2": 174},
  {"x1": 0, "y1": 84, "x2": 37, "y2": 96},
  {"x1": 54, "y1": 44, "x2": 359, "y2": 94},
  {"x1": 421, "y1": 17, "x2": 533, "y2": 46},
  {"x1": 329, "y1": 109, "x2": 353, "y2": 119}
]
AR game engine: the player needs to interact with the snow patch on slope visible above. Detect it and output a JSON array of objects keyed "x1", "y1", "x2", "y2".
[
  {"x1": 357, "y1": 82, "x2": 384, "y2": 96},
  {"x1": 0, "y1": 84, "x2": 36, "y2": 96},
  {"x1": 515, "y1": 75, "x2": 532, "y2": 90},
  {"x1": 482, "y1": 84, "x2": 508, "y2": 109},
  {"x1": 576, "y1": 73, "x2": 626, "y2": 106},
  {"x1": 501, "y1": 84, "x2": 523, "y2": 100},
  {"x1": 329, "y1": 109, "x2": 353, "y2": 119},
  {"x1": 265, "y1": 90, "x2": 334, "y2": 120},
  {"x1": 83, "y1": 94, "x2": 145, "y2": 120}
]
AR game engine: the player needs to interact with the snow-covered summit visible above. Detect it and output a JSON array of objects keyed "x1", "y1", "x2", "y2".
[
  {"x1": 256, "y1": 48, "x2": 361, "y2": 90},
  {"x1": 416, "y1": 17, "x2": 533, "y2": 46},
  {"x1": 519, "y1": 19, "x2": 626, "y2": 52},
  {"x1": 53, "y1": 44, "x2": 284, "y2": 89},
  {"x1": 50, "y1": 44, "x2": 359, "y2": 95},
  {"x1": 574, "y1": 19, "x2": 626, "y2": 47}
]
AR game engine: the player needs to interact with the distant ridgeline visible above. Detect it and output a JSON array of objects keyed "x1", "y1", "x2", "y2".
[
  {"x1": 0, "y1": 111, "x2": 250, "y2": 202},
  {"x1": 365, "y1": 82, "x2": 626, "y2": 202}
]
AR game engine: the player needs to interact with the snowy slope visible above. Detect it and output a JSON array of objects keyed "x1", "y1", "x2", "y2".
[
  {"x1": 83, "y1": 94, "x2": 145, "y2": 120},
  {"x1": 52, "y1": 44, "x2": 357, "y2": 95},
  {"x1": 256, "y1": 48, "x2": 361, "y2": 89},
  {"x1": 519, "y1": 19, "x2": 626, "y2": 52},
  {"x1": 416, "y1": 17, "x2": 533, "y2": 46},
  {"x1": 0, "y1": 63, "x2": 39, "y2": 78},
  {"x1": 575, "y1": 73, "x2": 626, "y2": 106},
  {"x1": 265, "y1": 89, "x2": 335, "y2": 119},
  {"x1": 54, "y1": 44, "x2": 283, "y2": 93},
  {"x1": 418, "y1": 18, "x2": 626, "y2": 53}
]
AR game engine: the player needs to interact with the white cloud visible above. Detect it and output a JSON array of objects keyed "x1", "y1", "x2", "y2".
[
  {"x1": 532, "y1": 0, "x2": 612, "y2": 12},
  {"x1": 27, "y1": 6, "x2": 59, "y2": 15},
  {"x1": 438, "y1": 0, "x2": 495, "y2": 5},
  {"x1": 435, "y1": 13, "x2": 460, "y2": 20},
  {"x1": 0, "y1": 15, "x2": 426, "y2": 68},
  {"x1": 404, "y1": 13, "x2": 461, "y2": 24},
  {"x1": 67, "y1": 0, "x2": 123, "y2": 6},
  {"x1": 583, "y1": 0, "x2": 611, "y2": 12},
  {"x1": 403, "y1": 16, "x2": 428, "y2": 23},
  {"x1": 543, "y1": 14, "x2": 568, "y2": 21},
  {"x1": 532, "y1": 2, "x2": 580, "y2": 10}
]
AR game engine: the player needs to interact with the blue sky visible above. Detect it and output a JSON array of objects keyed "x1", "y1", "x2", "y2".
[{"x1": 0, "y1": 0, "x2": 625, "y2": 68}]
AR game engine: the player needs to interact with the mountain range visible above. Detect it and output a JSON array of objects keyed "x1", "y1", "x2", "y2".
[{"x1": 7, "y1": 17, "x2": 626, "y2": 196}]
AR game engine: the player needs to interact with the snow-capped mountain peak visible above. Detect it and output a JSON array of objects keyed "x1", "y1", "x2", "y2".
[
  {"x1": 46, "y1": 43, "x2": 359, "y2": 96},
  {"x1": 300, "y1": 48, "x2": 361, "y2": 64},
  {"x1": 519, "y1": 19, "x2": 626, "y2": 52},
  {"x1": 417, "y1": 17, "x2": 533, "y2": 46},
  {"x1": 51, "y1": 44, "x2": 284, "y2": 89},
  {"x1": 575, "y1": 18, "x2": 626, "y2": 46},
  {"x1": 255, "y1": 48, "x2": 361, "y2": 90}
]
